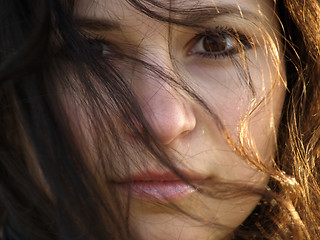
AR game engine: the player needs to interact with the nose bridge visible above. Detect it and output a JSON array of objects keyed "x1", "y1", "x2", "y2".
[{"x1": 132, "y1": 45, "x2": 196, "y2": 145}]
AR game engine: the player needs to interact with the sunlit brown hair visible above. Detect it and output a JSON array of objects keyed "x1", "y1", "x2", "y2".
[{"x1": 0, "y1": 0, "x2": 320, "y2": 239}]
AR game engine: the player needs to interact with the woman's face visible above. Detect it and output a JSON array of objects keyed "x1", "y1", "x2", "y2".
[{"x1": 73, "y1": 0, "x2": 286, "y2": 239}]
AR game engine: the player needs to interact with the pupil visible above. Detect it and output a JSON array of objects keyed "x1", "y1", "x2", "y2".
[{"x1": 203, "y1": 34, "x2": 226, "y2": 52}]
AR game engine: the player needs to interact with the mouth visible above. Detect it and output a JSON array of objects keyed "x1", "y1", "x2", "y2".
[{"x1": 113, "y1": 170, "x2": 203, "y2": 201}]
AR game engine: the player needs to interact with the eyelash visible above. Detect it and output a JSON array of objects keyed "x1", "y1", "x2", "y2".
[
  {"x1": 87, "y1": 35, "x2": 114, "y2": 56},
  {"x1": 86, "y1": 26, "x2": 253, "y2": 60},
  {"x1": 187, "y1": 26, "x2": 254, "y2": 60}
]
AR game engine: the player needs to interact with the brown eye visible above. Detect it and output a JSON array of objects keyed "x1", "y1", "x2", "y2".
[
  {"x1": 100, "y1": 42, "x2": 112, "y2": 56},
  {"x1": 87, "y1": 37, "x2": 114, "y2": 57},
  {"x1": 187, "y1": 29, "x2": 252, "y2": 59},
  {"x1": 202, "y1": 33, "x2": 229, "y2": 52},
  {"x1": 189, "y1": 33, "x2": 235, "y2": 56}
]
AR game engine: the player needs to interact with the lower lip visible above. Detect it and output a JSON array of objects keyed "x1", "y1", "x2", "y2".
[{"x1": 115, "y1": 181, "x2": 197, "y2": 201}]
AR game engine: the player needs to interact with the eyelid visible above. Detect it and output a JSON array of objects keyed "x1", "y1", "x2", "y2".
[
  {"x1": 82, "y1": 31, "x2": 109, "y2": 43},
  {"x1": 83, "y1": 32, "x2": 119, "y2": 56},
  {"x1": 185, "y1": 26, "x2": 255, "y2": 60}
]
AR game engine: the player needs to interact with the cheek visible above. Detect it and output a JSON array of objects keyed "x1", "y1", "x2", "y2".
[
  {"x1": 184, "y1": 61, "x2": 252, "y2": 130},
  {"x1": 185, "y1": 50, "x2": 286, "y2": 150},
  {"x1": 180, "y1": 53, "x2": 286, "y2": 198}
]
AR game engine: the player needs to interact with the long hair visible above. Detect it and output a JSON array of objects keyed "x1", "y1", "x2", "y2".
[{"x1": 0, "y1": 0, "x2": 320, "y2": 239}]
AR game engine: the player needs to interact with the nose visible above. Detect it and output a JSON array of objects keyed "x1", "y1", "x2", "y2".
[{"x1": 134, "y1": 70, "x2": 196, "y2": 145}]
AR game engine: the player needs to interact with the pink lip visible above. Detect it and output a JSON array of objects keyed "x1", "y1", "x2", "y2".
[{"x1": 114, "y1": 171, "x2": 202, "y2": 201}]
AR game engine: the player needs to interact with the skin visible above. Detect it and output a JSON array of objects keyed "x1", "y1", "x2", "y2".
[{"x1": 72, "y1": 0, "x2": 286, "y2": 239}]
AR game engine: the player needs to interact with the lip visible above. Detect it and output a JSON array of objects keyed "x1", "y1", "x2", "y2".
[{"x1": 113, "y1": 170, "x2": 203, "y2": 201}]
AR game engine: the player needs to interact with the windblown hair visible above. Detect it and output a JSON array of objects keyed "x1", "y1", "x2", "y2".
[{"x1": 0, "y1": 0, "x2": 320, "y2": 239}]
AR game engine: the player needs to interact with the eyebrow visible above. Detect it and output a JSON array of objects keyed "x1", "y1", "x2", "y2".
[
  {"x1": 73, "y1": 5, "x2": 263, "y2": 32},
  {"x1": 172, "y1": 5, "x2": 260, "y2": 24}
]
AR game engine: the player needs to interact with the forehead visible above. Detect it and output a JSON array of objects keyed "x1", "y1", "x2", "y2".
[{"x1": 74, "y1": 0, "x2": 275, "y2": 23}]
